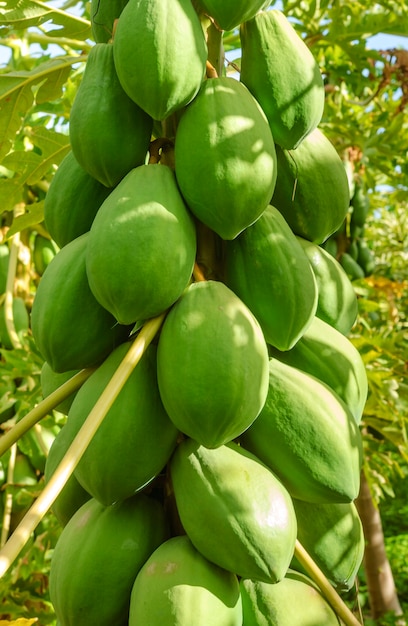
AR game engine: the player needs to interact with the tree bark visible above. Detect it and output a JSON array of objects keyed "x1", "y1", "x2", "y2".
[{"x1": 355, "y1": 469, "x2": 405, "y2": 623}]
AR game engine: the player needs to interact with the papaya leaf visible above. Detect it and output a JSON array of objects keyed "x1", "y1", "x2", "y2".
[
  {"x1": 0, "y1": 0, "x2": 91, "y2": 40},
  {"x1": 5, "y1": 200, "x2": 44, "y2": 237},
  {"x1": 0, "y1": 177, "x2": 24, "y2": 214},
  {"x1": 0, "y1": 56, "x2": 84, "y2": 161}
]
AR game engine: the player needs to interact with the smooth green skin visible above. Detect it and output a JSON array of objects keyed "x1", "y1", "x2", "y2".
[
  {"x1": 113, "y1": 0, "x2": 207, "y2": 121},
  {"x1": 40, "y1": 362, "x2": 80, "y2": 416},
  {"x1": 291, "y1": 499, "x2": 365, "y2": 591},
  {"x1": 240, "y1": 10, "x2": 325, "y2": 150},
  {"x1": 44, "y1": 425, "x2": 91, "y2": 526},
  {"x1": 272, "y1": 128, "x2": 350, "y2": 244},
  {"x1": 0, "y1": 244, "x2": 9, "y2": 293},
  {"x1": 240, "y1": 358, "x2": 363, "y2": 504},
  {"x1": 70, "y1": 43, "x2": 153, "y2": 188},
  {"x1": 63, "y1": 342, "x2": 179, "y2": 506},
  {"x1": 44, "y1": 150, "x2": 112, "y2": 248},
  {"x1": 33, "y1": 234, "x2": 58, "y2": 275},
  {"x1": 297, "y1": 236, "x2": 358, "y2": 335},
  {"x1": 175, "y1": 77, "x2": 277, "y2": 240},
  {"x1": 224, "y1": 205, "x2": 318, "y2": 351},
  {"x1": 194, "y1": 0, "x2": 269, "y2": 31},
  {"x1": 30, "y1": 233, "x2": 130, "y2": 373},
  {"x1": 0, "y1": 297, "x2": 29, "y2": 349},
  {"x1": 350, "y1": 181, "x2": 369, "y2": 228},
  {"x1": 269, "y1": 316, "x2": 368, "y2": 424},
  {"x1": 340, "y1": 252, "x2": 365, "y2": 281},
  {"x1": 240, "y1": 572, "x2": 340, "y2": 626},
  {"x1": 357, "y1": 239, "x2": 375, "y2": 275},
  {"x1": 157, "y1": 281, "x2": 269, "y2": 448},
  {"x1": 129, "y1": 535, "x2": 242, "y2": 626},
  {"x1": 86, "y1": 164, "x2": 197, "y2": 326},
  {"x1": 49, "y1": 495, "x2": 167, "y2": 626},
  {"x1": 171, "y1": 439, "x2": 297, "y2": 583},
  {"x1": 91, "y1": 0, "x2": 128, "y2": 42}
]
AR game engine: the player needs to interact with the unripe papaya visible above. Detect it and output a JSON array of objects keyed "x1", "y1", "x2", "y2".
[
  {"x1": 170, "y1": 439, "x2": 297, "y2": 583},
  {"x1": 86, "y1": 164, "x2": 196, "y2": 326},
  {"x1": 297, "y1": 236, "x2": 358, "y2": 335},
  {"x1": 240, "y1": 571, "x2": 341, "y2": 626},
  {"x1": 240, "y1": 358, "x2": 363, "y2": 504},
  {"x1": 194, "y1": 0, "x2": 270, "y2": 32},
  {"x1": 157, "y1": 280, "x2": 269, "y2": 448},
  {"x1": 62, "y1": 342, "x2": 178, "y2": 506},
  {"x1": 69, "y1": 43, "x2": 153, "y2": 188},
  {"x1": 223, "y1": 205, "x2": 317, "y2": 351},
  {"x1": 113, "y1": 0, "x2": 207, "y2": 121},
  {"x1": 291, "y1": 499, "x2": 365, "y2": 591},
  {"x1": 272, "y1": 128, "x2": 350, "y2": 244},
  {"x1": 357, "y1": 238, "x2": 375, "y2": 276},
  {"x1": 31, "y1": 233, "x2": 130, "y2": 373},
  {"x1": 40, "y1": 362, "x2": 80, "y2": 416},
  {"x1": 44, "y1": 151, "x2": 112, "y2": 248},
  {"x1": 44, "y1": 425, "x2": 91, "y2": 526},
  {"x1": 340, "y1": 252, "x2": 365, "y2": 281},
  {"x1": 240, "y1": 10, "x2": 325, "y2": 149},
  {"x1": 49, "y1": 495, "x2": 168, "y2": 626},
  {"x1": 91, "y1": 0, "x2": 128, "y2": 43},
  {"x1": 0, "y1": 297, "x2": 29, "y2": 349},
  {"x1": 350, "y1": 178, "x2": 369, "y2": 228},
  {"x1": 33, "y1": 234, "x2": 58, "y2": 275},
  {"x1": 129, "y1": 535, "x2": 242, "y2": 626},
  {"x1": 269, "y1": 316, "x2": 368, "y2": 424},
  {"x1": 175, "y1": 77, "x2": 277, "y2": 240}
]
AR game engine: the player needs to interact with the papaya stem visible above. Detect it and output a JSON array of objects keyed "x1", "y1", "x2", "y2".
[
  {"x1": 0, "y1": 368, "x2": 95, "y2": 459},
  {"x1": 193, "y1": 261, "x2": 207, "y2": 282},
  {"x1": 294, "y1": 540, "x2": 363, "y2": 626},
  {"x1": 0, "y1": 443, "x2": 17, "y2": 548},
  {"x1": 207, "y1": 21, "x2": 224, "y2": 77},
  {"x1": 4, "y1": 229, "x2": 22, "y2": 351},
  {"x1": 0, "y1": 311, "x2": 167, "y2": 579}
]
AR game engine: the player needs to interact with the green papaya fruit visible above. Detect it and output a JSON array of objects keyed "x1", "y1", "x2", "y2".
[
  {"x1": 194, "y1": 0, "x2": 270, "y2": 32},
  {"x1": 350, "y1": 221, "x2": 364, "y2": 240},
  {"x1": 49, "y1": 494, "x2": 168, "y2": 626},
  {"x1": 86, "y1": 164, "x2": 196, "y2": 326},
  {"x1": 69, "y1": 43, "x2": 153, "y2": 188},
  {"x1": 170, "y1": 439, "x2": 297, "y2": 583},
  {"x1": 175, "y1": 77, "x2": 277, "y2": 240},
  {"x1": 113, "y1": 0, "x2": 207, "y2": 121},
  {"x1": 0, "y1": 243, "x2": 10, "y2": 293},
  {"x1": 40, "y1": 362, "x2": 81, "y2": 416},
  {"x1": 350, "y1": 178, "x2": 369, "y2": 228},
  {"x1": 91, "y1": 0, "x2": 128, "y2": 43},
  {"x1": 269, "y1": 316, "x2": 367, "y2": 424},
  {"x1": 33, "y1": 234, "x2": 59, "y2": 275},
  {"x1": 223, "y1": 205, "x2": 317, "y2": 350},
  {"x1": 357, "y1": 239, "x2": 375, "y2": 276},
  {"x1": 128, "y1": 535, "x2": 242, "y2": 626},
  {"x1": 297, "y1": 237, "x2": 358, "y2": 335},
  {"x1": 157, "y1": 280, "x2": 269, "y2": 448},
  {"x1": 44, "y1": 425, "x2": 91, "y2": 526},
  {"x1": 240, "y1": 10, "x2": 325, "y2": 149},
  {"x1": 240, "y1": 571, "x2": 341, "y2": 626},
  {"x1": 31, "y1": 233, "x2": 131, "y2": 373},
  {"x1": 321, "y1": 236, "x2": 338, "y2": 258},
  {"x1": 272, "y1": 128, "x2": 350, "y2": 244},
  {"x1": 291, "y1": 499, "x2": 364, "y2": 591},
  {"x1": 62, "y1": 342, "x2": 178, "y2": 506},
  {"x1": 0, "y1": 297, "x2": 29, "y2": 349},
  {"x1": 240, "y1": 358, "x2": 363, "y2": 504},
  {"x1": 348, "y1": 238, "x2": 359, "y2": 261},
  {"x1": 44, "y1": 151, "x2": 112, "y2": 248},
  {"x1": 340, "y1": 252, "x2": 365, "y2": 281}
]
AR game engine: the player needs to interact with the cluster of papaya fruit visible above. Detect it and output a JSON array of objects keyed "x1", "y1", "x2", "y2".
[
  {"x1": 323, "y1": 172, "x2": 376, "y2": 281},
  {"x1": 28, "y1": 0, "x2": 369, "y2": 624}
]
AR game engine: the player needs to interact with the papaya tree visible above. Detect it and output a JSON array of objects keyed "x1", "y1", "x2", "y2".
[{"x1": 0, "y1": 0, "x2": 407, "y2": 624}]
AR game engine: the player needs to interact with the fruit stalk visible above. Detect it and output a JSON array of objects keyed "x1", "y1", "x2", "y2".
[{"x1": 0, "y1": 311, "x2": 167, "y2": 578}]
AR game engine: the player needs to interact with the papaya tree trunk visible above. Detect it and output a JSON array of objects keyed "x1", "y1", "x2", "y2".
[{"x1": 355, "y1": 470, "x2": 405, "y2": 623}]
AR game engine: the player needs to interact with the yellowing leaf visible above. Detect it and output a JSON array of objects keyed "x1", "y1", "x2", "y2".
[{"x1": 0, "y1": 619, "x2": 38, "y2": 625}]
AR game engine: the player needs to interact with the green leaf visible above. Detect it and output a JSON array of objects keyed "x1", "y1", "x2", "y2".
[
  {"x1": 5, "y1": 200, "x2": 45, "y2": 236},
  {"x1": 0, "y1": 56, "x2": 84, "y2": 161},
  {"x1": 0, "y1": 0, "x2": 91, "y2": 40}
]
